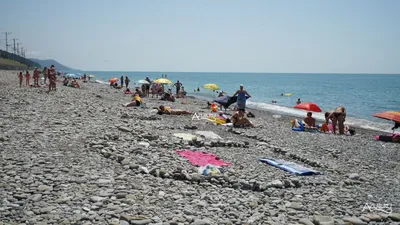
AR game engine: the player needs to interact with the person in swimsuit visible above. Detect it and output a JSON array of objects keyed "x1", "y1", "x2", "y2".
[
  {"x1": 303, "y1": 112, "x2": 316, "y2": 128},
  {"x1": 232, "y1": 84, "x2": 251, "y2": 111},
  {"x1": 325, "y1": 106, "x2": 346, "y2": 134},
  {"x1": 296, "y1": 98, "x2": 301, "y2": 104},
  {"x1": 120, "y1": 75, "x2": 124, "y2": 88},
  {"x1": 125, "y1": 76, "x2": 130, "y2": 88},
  {"x1": 230, "y1": 109, "x2": 255, "y2": 127},
  {"x1": 174, "y1": 80, "x2": 182, "y2": 96},
  {"x1": 33, "y1": 68, "x2": 39, "y2": 86},
  {"x1": 124, "y1": 94, "x2": 142, "y2": 107},
  {"x1": 18, "y1": 72, "x2": 23, "y2": 87},
  {"x1": 157, "y1": 105, "x2": 192, "y2": 115},
  {"x1": 48, "y1": 65, "x2": 56, "y2": 92},
  {"x1": 25, "y1": 70, "x2": 31, "y2": 86},
  {"x1": 145, "y1": 76, "x2": 151, "y2": 96}
]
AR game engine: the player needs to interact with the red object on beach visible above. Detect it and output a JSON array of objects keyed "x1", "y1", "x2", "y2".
[
  {"x1": 293, "y1": 102, "x2": 322, "y2": 112},
  {"x1": 175, "y1": 150, "x2": 230, "y2": 167},
  {"x1": 372, "y1": 111, "x2": 400, "y2": 123}
]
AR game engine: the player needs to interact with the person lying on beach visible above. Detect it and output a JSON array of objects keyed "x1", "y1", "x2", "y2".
[
  {"x1": 71, "y1": 79, "x2": 80, "y2": 88},
  {"x1": 303, "y1": 112, "x2": 316, "y2": 128},
  {"x1": 157, "y1": 105, "x2": 192, "y2": 115},
  {"x1": 325, "y1": 106, "x2": 346, "y2": 134},
  {"x1": 230, "y1": 109, "x2": 255, "y2": 127},
  {"x1": 124, "y1": 88, "x2": 132, "y2": 94},
  {"x1": 217, "y1": 111, "x2": 231, "y2": 123},
  {"x1": 123, "y1": 94, "x2": 142, "y2": 107}
]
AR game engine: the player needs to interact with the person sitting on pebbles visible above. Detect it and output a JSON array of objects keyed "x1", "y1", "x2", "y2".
[
  {"x1": 71, "y1": 79, "x2": 80, "y2": 88},
  {"x1": 157, "y1": 105, "x2": 192, "y2": 115},
  {"x1": 230, "y1": 109, "x2": 255, "y2": 127},
  {"x1": 303, "y1": 112, "x2": 316, "y2": 129},
  {"x1": 123, "y1": 93, "x2": 142, "y2": 107}
]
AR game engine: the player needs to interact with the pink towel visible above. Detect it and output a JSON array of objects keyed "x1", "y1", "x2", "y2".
[{"x1": 175, "y1": 150, "x2": 230, "y2": 167}]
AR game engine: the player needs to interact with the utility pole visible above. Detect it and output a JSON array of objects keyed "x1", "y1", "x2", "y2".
[
  {"x1": 12, "y1": 38, "x2": 18, "y2": 54},
  {"x1": 2, "y1": 32, "x2": 12, "y2": 52},
  {"x1": 17, "y1": 43, "x2": 21, "y2": 55}
]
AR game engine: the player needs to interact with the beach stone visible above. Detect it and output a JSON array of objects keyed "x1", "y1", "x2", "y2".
[
  {"x1": 364, "y1": 214, "x2": 381, "y2": 221},
  {"x1": 389, "y1": 213, "x2": 400, "y2": 221},
  {"x1": 118, "y1": 126, "x2": 132, "y2": 132},
  {"x1": 298, "y1": 218, "x2": 314, "y2": 225},
  {"x1": 130, "y1": 219, "x2": 152, "y2": 225},
  {"x1": 342, "y1": 217, "x2": 367, "y2": 225},
  {"x1": 313, "y1": 215, "x2": 334, "y2": 225},
  {"x1": 268, "y1": 180, "x2": 283, "y2": 188},
  {"x1": 348, "y1": 173, "x2": 360, "y2": 180},
  {"x1": 138, "y1": 141, "x2": 150, "y2": 148},
  {"x1": 191, "y1": 218, "x2": 212, "y2": 225}
]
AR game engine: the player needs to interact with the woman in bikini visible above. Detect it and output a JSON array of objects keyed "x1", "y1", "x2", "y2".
[{"x1": 325, "y1": 106, "x2": 346, "y2": 134}]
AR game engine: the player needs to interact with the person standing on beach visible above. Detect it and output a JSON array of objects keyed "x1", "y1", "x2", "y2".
[
  {"x1": 125, "y1": 76, "x2": 130, "y2": 88},
  {"x1": 25, "y1": 71, "x2": 31, "y2": 86},
  {"x1": 325, "y1": 106, "x2": 346, "y2": 135},
  {"x1": 48, "y1": 65, "x2": 56, "y2": 92},
  {"x1": 144, "y1": 76, "x2": 151, "y2": 96},
  {"x1": 43, "y1": 67, "x2": 48, "y2": 84},
  {"x1": 18, "y1": 72, "x2": 23, "y2": 87},
  {"x1": 33, "y1": 68, "x2": 39, "y2": 86},
  {"x1": 120, "y1": 75, "x2": 124, "y2": 88},
  {"x1": 232, "y1": 84, "x2": 251, "y2": 110},
  {"x1": 174, "y1": 80, "x2": 182, "y2": 96}
]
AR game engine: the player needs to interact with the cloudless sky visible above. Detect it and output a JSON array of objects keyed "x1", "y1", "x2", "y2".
[{"x1": 1, "y1": 0, "x2": 399, "y2": 73}]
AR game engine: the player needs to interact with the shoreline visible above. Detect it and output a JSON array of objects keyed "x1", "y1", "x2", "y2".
[
  {"x1": 185, "y1": 93, "x2": 393, "y2": 135},
  {"x1": 1, "y1": 70, "x2": 399, "y2": 224}
]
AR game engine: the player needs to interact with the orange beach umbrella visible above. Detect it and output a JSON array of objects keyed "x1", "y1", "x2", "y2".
[
  {"x1": 109, "y1": 78, "x2": 118, "y2": 83},
  {"x1": 293, "y1": 102, "x2": 322, "y2": 112},
  {"x1": 372, "y1": 111, "x2": 400, "y2": 123}
]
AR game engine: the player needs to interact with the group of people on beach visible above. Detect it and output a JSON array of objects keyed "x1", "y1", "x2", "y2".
[
  {"x1": 17, "y1": 65, "x2": 57, "y2": 92},
  {"x1": 292, "y1": 106, "x2": 351, "y2": 135}
]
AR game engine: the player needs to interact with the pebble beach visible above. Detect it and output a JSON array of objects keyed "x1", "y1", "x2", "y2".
[{"x1": 0, "y1": 70, "x2": 399, "y2": 225}]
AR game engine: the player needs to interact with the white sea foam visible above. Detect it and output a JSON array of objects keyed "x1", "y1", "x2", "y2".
[{"x1": 94, "y1": 80, "x2": 109, "y2": 85}]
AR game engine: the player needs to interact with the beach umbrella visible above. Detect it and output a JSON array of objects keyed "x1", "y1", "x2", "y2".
[
  {"x1": 203, "y1": 83, "x2": 220, "y2": 91},
  {"x1": 109, "y1": 78, "x2": 118, "y2": 83},
  {"x1": 88, "y1": 75, "x2": 95, "y2": 78},
  {"x1": 372, "y1": 111, "x2": 400, "y2": 123},
  {"x1": 293, "y1": 102, "x2": 322, "y2": 112},
  {"x1": 65, "y1": 73, "x2": 80, "y2": 79},
  {"x1": 137, "y1": 79, "x2": 150, "y2": 85},
  {"x1": 153, "y1": 78, "x2": 172, "y2": 85}
]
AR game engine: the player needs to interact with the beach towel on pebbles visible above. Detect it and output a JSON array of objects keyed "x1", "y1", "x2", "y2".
[
  {"x1": 175, "y1": 149, "x2": 230, "y2": 167},
  {"x1": 173, "y1": 133, "x2": 198, "y2": 141},
  {"x1": 260, "y1": 158, "x2": 320, "y2": 176}
]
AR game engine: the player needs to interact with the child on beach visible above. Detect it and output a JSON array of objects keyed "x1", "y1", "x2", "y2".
[
  {"x1": 18, "y1": 72, "x2": 23, "y2": 87},
  {"x1": 25, "y1": 71, "x2": 31, "y2": 86}
]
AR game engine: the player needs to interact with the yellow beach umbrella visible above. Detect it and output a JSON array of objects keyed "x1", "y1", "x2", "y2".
[
  {"x1": 153, "y1": 78, "x2": 172, "y2": 85},
  {"x1": 88, "y1": 74, "x2": 95, "y2": 78},
  {"x1": 203, "y1": 83, "x2": 220, "y2": 91}
]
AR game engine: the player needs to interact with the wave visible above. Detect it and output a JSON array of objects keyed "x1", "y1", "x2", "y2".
[
  {"x1": 246, "y1": 100, "x2": 393, "y2": 132},
  {"x1": 94, "y1": 80, "x2": 109, "y2": 85}
]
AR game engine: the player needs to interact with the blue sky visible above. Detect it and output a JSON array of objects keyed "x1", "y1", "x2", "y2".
[{"x1": 1, "y1": 0, "x2": 399, "y2": 73}]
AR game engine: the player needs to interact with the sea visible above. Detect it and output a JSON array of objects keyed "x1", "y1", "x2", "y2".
[{"x1": 73, "y1": 71, "x2": 400, "y2": 132}]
